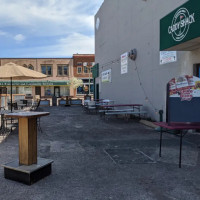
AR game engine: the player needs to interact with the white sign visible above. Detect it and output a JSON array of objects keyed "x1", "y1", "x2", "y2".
[
  {"x1": 102, "y1": 69, "x2": 111, "y2": 83},
  {"x1": 121, "y1": 52, "x2": 128, "y2": 74},
  {"x1": 83, "y1": 62, "x2": 87, "y2": 66},
  {"x1": 160, "y1": 51, "x2": 177, "y2": 65}
]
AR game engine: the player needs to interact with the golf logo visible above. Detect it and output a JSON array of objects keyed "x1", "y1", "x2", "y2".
[{"x1": 168, "y1": 8, "x2": 195, "y2": 41}]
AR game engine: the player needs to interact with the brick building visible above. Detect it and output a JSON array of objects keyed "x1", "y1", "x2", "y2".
[
  {"x1": 0, "y1": 54, "x2": 95, "y2": 106},
  {"x1": 73, "y1": 54, "x2": 95, "y2": 98}
]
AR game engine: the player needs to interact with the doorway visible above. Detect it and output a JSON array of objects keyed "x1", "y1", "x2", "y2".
[
  {"x1": 54, "y1": 86, "x2": 60, "y2": 97},
  {"x1": 0, "y1": 87, "x2": 7, "y2": 94},
  {"x1": 35, "y1": 86, "x2": 41, "y2": 96},
  {"x1": 96, "y1": 84, "x2": 99, "y2": 100}
]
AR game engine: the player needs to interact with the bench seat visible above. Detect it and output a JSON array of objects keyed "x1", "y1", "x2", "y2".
[{"x1": 105, "y1": 111, "x2": 147, "y2": 115}]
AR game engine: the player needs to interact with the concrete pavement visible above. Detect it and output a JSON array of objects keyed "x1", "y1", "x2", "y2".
[{"x1": 0, "y1": 106, "x2": 200, "y2": 200}]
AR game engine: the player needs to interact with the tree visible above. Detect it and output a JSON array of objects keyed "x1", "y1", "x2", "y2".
[{"x1": 69, "y1": 77, "x2": 83, "y2": 89}]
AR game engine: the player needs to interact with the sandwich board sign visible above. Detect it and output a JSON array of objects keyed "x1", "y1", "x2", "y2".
[{"x1": 167, "y1": 75, "x2": 200, "y2": 122}]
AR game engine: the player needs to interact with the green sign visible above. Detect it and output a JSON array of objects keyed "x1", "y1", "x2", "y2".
[
  {"x1": 160, "y1": 0, "x2": 200, "y2": 50},
  {"x1": 0, "y1": 80, "x2": 70, "y2": 86},
  {"x1": 92, "y1": 63, "x2": 99, "y2": 78}
]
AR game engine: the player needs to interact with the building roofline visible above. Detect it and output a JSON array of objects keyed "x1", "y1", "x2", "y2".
[
  {"x1": 73, "y1": 54, "x2": 95, "y2": 56},
  {"x1": 0, "y1": 57, "x2": 73, "y2": 59}
]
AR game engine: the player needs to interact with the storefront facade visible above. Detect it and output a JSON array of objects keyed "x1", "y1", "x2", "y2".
[
  {"x1": 73, "y1": 54, "x2": 95, "y2": 98},
  {"x1": 0, "y1": 58, "x2": 73, "y2": 100},
  {"x1": 94, "y1": 0, "x2": 200, "y2": 121}
]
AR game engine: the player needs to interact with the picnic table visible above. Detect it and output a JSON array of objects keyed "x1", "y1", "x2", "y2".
[
  {"x1": 99, "y1": 104, "x2": 146, "y2": 119},
  {"x1": 100, "y1": 104, "x2": 143, "y2": 109},
  {"x1": 154, "y1": 122, "x2": 200, "y2": 168}
]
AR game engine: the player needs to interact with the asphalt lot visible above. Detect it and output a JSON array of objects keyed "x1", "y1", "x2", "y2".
[{"x1": 0, "y1": 106, "x2": 200, "y2": 200}]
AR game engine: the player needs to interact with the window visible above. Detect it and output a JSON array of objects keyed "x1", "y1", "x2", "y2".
[
  {"x1": 24, "y1": 87, "x2": 32, "y2": 95},
  {"x1": 77, "y1": 67, "x2": 82, "y2": 74},
  {"x1": 77, "y1": 62, "x2": 82, "y2": 66},
  {"x1": 44, "y1": 87, "x2": 54, "y2": 96},
  {"x1": 60, "y1": 86, "x2": 70, "y2": 96},
  {"x1": 84, "y1": 66, "x2": 89, "y2": 73},
  {"x1": 57, "y1": 65, "x2": 69, "y2": 76},
  {"x1": 77, "y1": 78, "x2": 93, "y2": 95},
  {"x1": 41, "y1": 65, "x2": 52, "y2": 76},
  {"x1": 28, "y1": 64, "x2": 34, "y2": 70}
]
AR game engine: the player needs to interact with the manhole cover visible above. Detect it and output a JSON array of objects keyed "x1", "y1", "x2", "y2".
[{"x1": 104, "y1": 148, "x2": 155, "y2": 164}]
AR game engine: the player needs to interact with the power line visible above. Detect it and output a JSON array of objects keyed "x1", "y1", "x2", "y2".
[{"x1": 98, "y1": 53, "x2": 159, "y2": 114}]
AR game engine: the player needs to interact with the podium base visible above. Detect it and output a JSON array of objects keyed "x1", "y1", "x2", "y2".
[{"x1": 2, "y1": 158, "x2": 53, "y2": 185}]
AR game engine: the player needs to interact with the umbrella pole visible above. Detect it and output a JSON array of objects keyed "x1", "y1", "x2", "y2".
[{"x1": 11, "y1": 77, "x2": 13, "y2": 113}]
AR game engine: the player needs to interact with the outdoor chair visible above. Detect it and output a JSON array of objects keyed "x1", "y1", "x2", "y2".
[
  {"x1": 7, "y1": 102, "x2": 18, "y2": 110},
  {"x1": 83, "y1": 100, "x2": 90, "y2": 111},
  {"x1": 87, "y1": 101, "x2": 97, "y2": 114},
  {"x1": 23, "y1": 100, "x2": 41, "y2": 111}
]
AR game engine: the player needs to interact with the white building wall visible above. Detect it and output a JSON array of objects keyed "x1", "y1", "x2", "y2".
[{"x1": 94, "y1": 0, "x2": 200, "y2": 121}]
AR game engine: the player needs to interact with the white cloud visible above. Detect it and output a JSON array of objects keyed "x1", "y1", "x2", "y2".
[
  {"x1": 14, "y1": 34, "x2": 26, "y2": 42},
  {"x1": 0, "y1": 30, "x2": 7, "y2": 36},
  {"x1": 58, "y1": 33, "x2": 94, "y2": 55},
  {"x1": 0, "y1": 0, "x2": 104, "y2": 36},
  {"x1": 0, "y1": 0, "x2": 104, "y2": 57}
]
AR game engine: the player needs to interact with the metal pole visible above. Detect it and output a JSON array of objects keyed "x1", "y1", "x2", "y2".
[
  {"x1": 11, "y1": 77, "x2": 13, "y2": 112},
  {"x1": 179, "y1": 131, "x2": 183, "y2": 168},
  {"x1": 89, "y1": 67, "x2": 91, "y2": 95},
  {"x1": 159, "y1": 127, "x2": 163, "y2": 157}
]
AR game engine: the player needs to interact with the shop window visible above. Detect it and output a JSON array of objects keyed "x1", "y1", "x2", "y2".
[
  {"x1": 41, "y1": 65, "x2": 52, "y2": 76},
  {"x1": 77, "y1": 62, "x2": 82, "y2": 66},
  {"x1": 57, "y1": 65, "x2": 69, "y2": 76},
  {"x1": 77, "y1": 84, "x2": 93, "y2": 95},
  {"x1": 44, "y1": 87, "x2": 54, "y2": 96},
  {"x1": 77, "y1": 67, "x2": 82, "y2": 74},
  {"x1": 28, "y1": 64, "x2": 34, "y2": 70},
  {"x1": 24, "y1": 87, "x2": 32, "y2": 95},
  {"x1": 60, "y1": 87, "x2": 70, "y2": 96}
]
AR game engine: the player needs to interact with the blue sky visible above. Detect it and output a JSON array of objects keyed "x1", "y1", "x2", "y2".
[{"x1": 0, "y1": 0, "x2": 104, "y2": 58}]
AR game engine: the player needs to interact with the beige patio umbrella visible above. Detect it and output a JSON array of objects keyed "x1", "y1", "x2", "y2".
[{"x1": 0, "y1": 62, "x2": 47, "y2": 111}]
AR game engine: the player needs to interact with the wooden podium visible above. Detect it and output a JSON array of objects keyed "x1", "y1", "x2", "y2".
[{"x1": 2, "y1": 111, "x2": 53, "y2": 185}]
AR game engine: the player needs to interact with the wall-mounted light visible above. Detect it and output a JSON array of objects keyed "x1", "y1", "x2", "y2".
[{"x1": 128, "y1": 49, "x2": 137, "y2": 61}]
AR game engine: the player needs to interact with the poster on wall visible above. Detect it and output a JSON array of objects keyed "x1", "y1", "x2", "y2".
[
  {"x1": 169, "y1": 75, "x2": 200, "y2": 101},
  {"x1": 121, "y1": 52, "x2": 128, "y2": 74},
  {"x1": 160, "y1": 51, "x2": 177, "y2": 65},
  {"x1": 102, "y1": 69, "x2": 111, "y2": 83}
]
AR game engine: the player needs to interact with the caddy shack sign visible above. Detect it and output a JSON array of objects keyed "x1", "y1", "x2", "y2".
[
  {"x1": 168, "y1": 8, "x2": 195, "y2": 42},
  {"x1": 160, "y1": 0, "x2": 200, "y2": 51}
]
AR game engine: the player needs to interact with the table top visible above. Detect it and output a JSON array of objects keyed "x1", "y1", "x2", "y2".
[
  {"x1": 5, "y1": 111, "x2": 50, "y2": 119},
  {"x1": 100, "y1": 104, "x2": 143, "y2": 108},
  {"x1": 154, "y1": 122, "x2": 200, "y2": 130},
  {"x1": 18, "y1": 103, "x2": 26, "y2": 106}
]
